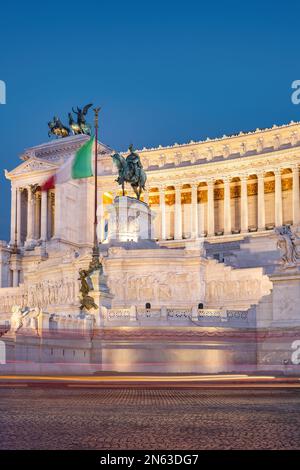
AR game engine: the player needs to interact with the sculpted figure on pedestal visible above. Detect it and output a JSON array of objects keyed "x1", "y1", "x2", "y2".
[
  {"x1": 10, "y1": 305, "x2": 24, "y2": 333},
  {"x1": 275, "y1": 225, "x2": 300, "y2": 267},
  {"x1": 10, "y1": 306, "x2": 41, "y2": 334},
  {"x1": 78, "y1": 269, "x2": 98, "y2": 311}
]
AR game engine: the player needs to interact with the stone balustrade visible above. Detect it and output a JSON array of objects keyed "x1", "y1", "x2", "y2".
[{"x1": 104, "y1": 307, "x2": 250, "y2": 325}]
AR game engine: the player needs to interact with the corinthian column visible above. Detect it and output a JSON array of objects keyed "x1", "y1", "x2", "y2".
[
  {"x1": 159, "y1": 186, "x2": 166, "y2": 240},
  {"x1": 191, "y1": 183, "x2": 198, "y2": 238},
  {"x1": 292, "y1": 165, "x2": 300, "y2": 225},
  {"x1": 257, "y1": 171, "x2": 265, "y2": 230},
  {"x1": 207, "y1": 179, "x2": 215, "y2": 236},
  {"x1": 274, "y1": 169, "x2": 283, "y2": 227},
  {"x1": 240, "y1": 175, "x2": 248, "y2": 233},
  {"x1": 16, "y1": 188, "x2": 22, "y2": 245},
  {"x1": 223, "y1": 177, "x2": 231, "y2": 235},
  {"x1": 25, "y1": 186, "x2": 35, "y2": 245},
  {"x1": 10, "y1": 186, "x2": 16, "y2": 245},
  {"x1": 40, "y1": 189, "x2": 48, "y2": 241},
  {"x1": 174, "y1": 185, "x2": 182, "y2": 240},
  {"x1": 53, "y1": 186, "x2": 61, "y2": 239}
]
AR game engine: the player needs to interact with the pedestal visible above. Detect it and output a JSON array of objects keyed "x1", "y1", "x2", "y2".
[
  {"x1": 107, "y1": 196, "x2": 155, "y2": 242},
  {"x1": 89, "y1": 268, "x2": 114, "y2": 326}
]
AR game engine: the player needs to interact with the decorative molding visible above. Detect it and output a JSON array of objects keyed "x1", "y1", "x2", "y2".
[{"x1": 7, "y1": 157, "x2": 58, "y2": 178}]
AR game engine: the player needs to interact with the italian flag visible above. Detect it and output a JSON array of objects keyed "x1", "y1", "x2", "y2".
[{"x1": 41, "y1": 136, "x2": 95, "y2": 191}]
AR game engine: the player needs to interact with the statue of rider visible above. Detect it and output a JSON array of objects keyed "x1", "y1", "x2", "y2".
[{"x1": 126, "y1": 144, "x2": 142, "y2": 183}]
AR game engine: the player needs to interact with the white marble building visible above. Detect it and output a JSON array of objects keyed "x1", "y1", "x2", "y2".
[
  {"x1": 3, "y1": 120, "x2": 300, "y2": 263},
  {"x1": 1, "y1": 121, "x2": 300, "y2": 373}
]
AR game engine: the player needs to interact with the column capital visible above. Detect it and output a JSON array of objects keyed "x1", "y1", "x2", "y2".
[
  {"x1": 158, "y1": 184, "x2": 166, "y2": 194},
  {"x1": 274, "y1": 168, "x2": 282, "y2": 177},
  {"x1": 174, "y1": 184, "x2": 182, "y2": 194},
  {"x1": 29, "y1": 183, "x2": 39, "y2": 195},
  {"x1": 206, "y1": 177, "x2": 214, "y2": 187},
  {"x1": 240, "y1": 174, "x2": 248, "y2": 182},
  {"x1": 292, "y1": 164, "x2": 299, "y2": 173},
  {"x1": 222, "y1": 176, "x2": 231, "y2": 184},
  {"x1": 256, "y1": 169, "x2": 265, "y2": 178}
]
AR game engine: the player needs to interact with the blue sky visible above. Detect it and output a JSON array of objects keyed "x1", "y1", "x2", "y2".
[{"x1": 1, "y1": 0, "x2": 300, "y2": 239}]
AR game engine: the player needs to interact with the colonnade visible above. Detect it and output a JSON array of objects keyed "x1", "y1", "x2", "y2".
[
  {"x1": 99, "y1": 166, "x2": 300, "y2": 241},
  {"x1": 10, "y1": 186, "x2": 55, "y2": 247}
]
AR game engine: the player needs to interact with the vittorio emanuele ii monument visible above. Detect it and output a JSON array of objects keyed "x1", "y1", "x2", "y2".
[{"x1": 0, "y1": 106, "x2": 300, "y2": 374}]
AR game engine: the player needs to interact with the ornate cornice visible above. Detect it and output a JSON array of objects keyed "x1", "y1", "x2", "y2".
[
  {"x1": 98, "y1": 144, "x2": 300, "y2": 192},
  {"x1": 9, "y1": 122, "x2": 300, "y2": 191},
  {"x1": 5, "y1": 157, "x2": 58, "y2": 180},
  {"x1": 136, "y1": 120, "x2": 300, "y2": 153},
  {"x1": 91, "y1": 326, "x2": 300, "y2": 341},
  {"x1": 20, "y1": 135, "x2": 112, "y2": 163}
]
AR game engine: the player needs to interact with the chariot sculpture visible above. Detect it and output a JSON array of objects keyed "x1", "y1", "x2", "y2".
[{"x1": 48, "y1": 103, "x2": 93, "y2": 138}]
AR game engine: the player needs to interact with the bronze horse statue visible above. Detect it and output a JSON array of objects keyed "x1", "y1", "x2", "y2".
[
  {"x1": 111, "y1": 146, "x2": 147, "y2": 200},
  {"x1": 68, "y1": 113, "x2": 81, "y2": 135},
  {"x1": 48, "y1": 116, "x2": 70, "y2": 138}
]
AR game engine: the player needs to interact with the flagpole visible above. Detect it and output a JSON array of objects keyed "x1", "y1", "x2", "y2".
[{"x1": 91, "y1": 107, "x2": 101, "y2": 269}]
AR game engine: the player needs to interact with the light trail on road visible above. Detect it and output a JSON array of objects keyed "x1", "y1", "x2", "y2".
[{"x1": 1, "y1": 373, "x2": 300, "y2": 389}]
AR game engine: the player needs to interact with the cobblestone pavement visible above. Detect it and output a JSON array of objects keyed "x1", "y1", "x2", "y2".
[{"x1": 0, "y1": 388, "x2": 300, "y2": 449}]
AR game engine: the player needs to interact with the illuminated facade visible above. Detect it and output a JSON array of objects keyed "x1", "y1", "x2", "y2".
[
  {"x1": 3, "y1": 121, "x2": 300, "y2": 262},
  {"x1": 1, "y1": 121, "x2": 300, "y2": 373}
]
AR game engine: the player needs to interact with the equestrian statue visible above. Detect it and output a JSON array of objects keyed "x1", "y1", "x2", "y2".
[{"x1": 111, "y1": 144, "x2": 147, "y2": 200}]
